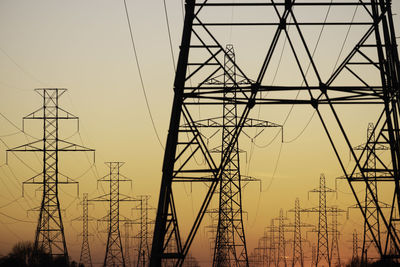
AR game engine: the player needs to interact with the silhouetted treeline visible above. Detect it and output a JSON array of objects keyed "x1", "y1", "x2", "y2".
[
  {"x1": 0, "y1": 241, "x2": 83, "y2": 267},
  {"x1": 346, "y1": 257, "x2": 400, "y2": 267}
]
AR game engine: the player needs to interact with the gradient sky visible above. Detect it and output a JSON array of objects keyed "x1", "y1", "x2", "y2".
[{"x1": 1, "y1": 1, "x2": 400, "y2": 266}]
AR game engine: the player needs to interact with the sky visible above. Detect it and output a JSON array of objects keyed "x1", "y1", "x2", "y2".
[{"x1": 0, "y1": 0, "x2": 400, "y2": 266}]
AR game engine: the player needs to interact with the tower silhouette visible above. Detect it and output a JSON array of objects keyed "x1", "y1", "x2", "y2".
[
  {"x1": 151, "y1": 1, "x2": 400, "y2": 265},
  {"x1": 90, "y1": 162, "x2": 137, "y2": 267},
  {"x1": 78, "y1": 193, "x2": 93, "y2": 267},
  {"x1": 8, "y1": 88, "x2": 94, "y2": 260}
]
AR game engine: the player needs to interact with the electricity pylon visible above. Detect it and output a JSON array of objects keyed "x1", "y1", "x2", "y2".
[
  {"x1": 330, "y1": 207, "x2": 341, "y2": 267},
  {"x1": 311, "y1": 244, "x2": 316, "y2": 267},
  {"x1": 266, "y1": 219, "x2": 278, "y2": 267},
  {"x1": 7, "y1": 88, "x2": 94, "y2": 260},
  {"x1": 275, "y1": 209, "x2": 289, "y2": 267},
  {"x1": 254, "y1": 230, "x2": 270, "y2": 266},
  {"x1": 344, "y1": 122, "x2": 391, "y2": 263},
  {"x1": 299, "y1": 174, "x2": 345, "y2": 267},
  {"x1": 124, "y1": 222, "x2": 133, "y2": 267},
  {"x1": 90, "y1": 162, "x2": 137, "y2": 267},
  {"x1": 77, "y1": 193, "x2": 94, "y2": 267},
  {"x1": 183, "y1": 44, "x2": 277, "y2": 267},
  {"x1": 132, "y1": 195, "x2": 154, "y2": 267},
  {"x1": 352, "y1": 230, "x2": 360, "y2": 262},
  {"x1": 288, "y1": 198, "x2": 313, "y2": 267},
  {"x1": 151, "y1": 1, "x2": 400, "y2": 265}
]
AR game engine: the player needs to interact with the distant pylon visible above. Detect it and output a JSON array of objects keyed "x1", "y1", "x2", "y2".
[
  {"x1": 266, "y1": 219, "x2": 278, "y2": 267},
  {"x1": 124, "y1": 223, "x2": 132, "y2": 267},
  {"x1": 276, "y1": 209, "x2": 289, "y2": 267},
  {"x1": 79, "y1": 193, "x2": 93, "y2": 267},
  {"x1": 288, "y1": 198, "x2": 308, "y2": 267},
  {"x1": 7, "y1": 88, "x2": 94, "y2": 261},
  {"x1": 352, "y1": 122, "x2": 390, "y2": 262},
  {"x1": 315, "y1": 174, "x2": 330, "y2": 266},
  {"x1": 90, "y1": 162, "x2": 137, "y2": 267},
  {"x1": 330, "y1": 207, "x2": 341, "y2": 267},
  {"x1": 299, "y1": 174, "x2": 345, "y2": 267},
  {"x1": 311, "y1": 244, "x2": 316, "y2": 267},
  {"x1": 133, "y1": 195, "x2": 154, "y2": 267},
  {"x1": 352, "y1": 230, "x2": 359, "y2": 262}
]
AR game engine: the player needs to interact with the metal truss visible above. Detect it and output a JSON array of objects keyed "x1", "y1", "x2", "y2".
[
  {"x1": 131, "y1": 195, "x2": 154, "y2": 267},
  {"x1": 151, "y1": 0, "x2": 400, "y2": 265},
  {"x1": 90, "y1": 162, "x2": 137, "y2": 267},
  {"x1": 7, "y1": 88, "x2": 94, "y2": 260},
  {"x1": 77, "y1": 193, "x2": 94, "y2": 267},
  {"x1": 287, "y1": 198, "x2": 313, "y2": 267}
]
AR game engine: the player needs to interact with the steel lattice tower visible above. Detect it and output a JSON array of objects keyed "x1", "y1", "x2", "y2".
[
  {"x1": 276, "y1": 209, "x2": 289, "y2": 267},
  {"x1": 151, "y1": 1, "x2": 400, "y2": 265},
  {"x1": 254, "y1": 230, "x2": 269, "y2": 266},
  {"x1": 352, "y1": 230, "x2": 359, "y2": 262},
  {"x1": 266, "y1": 219, "x2": 278, "y2": 267},
  {"x1": 187, "y1": 44, "x2": 277, "y2": 267},
  {"x1": 290, "y1": 198, "x2": 305, "y2": 267},
  {"x1": 124, "y1": 223, "x2": 132, "y2": 267},
  {"x1": 133, "y1": 195, "x2": 153, "y2": 267},
  {"x1": 90, "y1": 162, "x2": 136, "y2": 267},
  {"x1": 8, "y1": 88, "x2": 94, "y2": 260},
  {"x1": 79, "y1": 193, "x2": 93, "y2": 267},
  {"x1": 311, "y1": 244, "x2": 316, "y2": 267},
  {"x1": 330, "y1": 207, "x2": 341, "y2": 267},
  {"x1": 213, "y1": 44, "x2": 247, "y2": 267},
  {"x1": 299, "y1": 174, "x2": 345, "y2": 267},
  {"x1": 353, "y1": 123, "x2": 390, "y2": 262},
  {"x1": 313, "y1": 174, "x2": 331, "y2": 267}
]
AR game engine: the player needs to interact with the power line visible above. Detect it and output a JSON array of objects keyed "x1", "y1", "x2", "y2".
[
  {"x1": 0, "y1": 211, "x2": 35, "y2": 223},
  {"x1": 0, "y1": 46, "x2": 46, "y2": 86},
  {"x1": 162, "y1": 0, "x2": 176, "y2": 71},
  {"x1": 122, "y1": 0, "x2": 165, "y2": 150}
]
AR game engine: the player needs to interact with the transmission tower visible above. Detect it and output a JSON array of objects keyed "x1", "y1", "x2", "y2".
[
  {"x1": 77, "y1": 193, "x2": 94, "y2": 267},
  {"x1": 132, "y1": 195, "x2": 154, "y2": 267},
  {"x1": 151, "y1": 1, "x2": 400, "y2": 265},
  {"x1": 288, "y1": 198, "x2": 313, "y2": 267},
  {"x1": 124, "y1": 222, "x2": 133, "y2": 267},
  {"x1": 254, "y1": 230, "x2": 270, "y2": 266},
  {"x1": 182, "y1": 44, "x2": 277, "y2": 267},
  {"x1": 90, "y1": 162, "x2": 137, "y2": 267},
  {"x1": 330, "y1": 207, "x2": 341, "y2": 267},
  {"x1": 275, "y1": 209, "x2": 289, "y2": 267},
  {"x1": 352, "y1": 230, "x2": 360, "y2": 262},
  {"x1": 7, "y1": 88, "x2": 94, "y2": 260},
  {"x1": 266, "y1": 219, "x2": 278, "y2": 267},
  {"x1": 299, "y1": 174, "x2": 345, "y2": 267},
  {"x1": 310, "y1": 174, "x2": 334, "y2": 267},
  {"x1": 311, "y1": 244, "x2": 316, "y2": 267},
  {"x1": 343, "y1": 122, "x2": 391, "y2": 263}
]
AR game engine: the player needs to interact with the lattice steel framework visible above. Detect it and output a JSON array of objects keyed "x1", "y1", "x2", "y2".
[
  {"x1": 213, "y1": 43, "x2": 248, "y2": 267},
  {"x1": 124, "y1": 223, "x2": 132, "y2": 267},
  {"x1": 7, "y1": 88, "x2": 94, "y2": 260},
  {"x1": 330, "y1": 207, "x2": 341, "y2": 267},
  {"x1": 299, "y1": 174, "x2": 345, "y2": 267},
  {"x1": 90, "y1": 162, "x2": 136, "y2": 267},
  {"x1": 133, "y1": 195, "x2": 154, "y2": 267},
  {"x1": 79, "y1": 193, "x2": 93, "y2": 267},
  {"x1": 266, "y1": 219, "x2": 278, "y2": 267},
  {"x1": 276, "y1": 209, "x2": 289, "y2": 267},
  {"x1": 289, "y1": 198, "x2": 306, "y2": 267},
  {"x1": 353, "y1": 230, "x2": 360, "y2": 262},
  {"x1": 254, "y1": 230, "x2": 270, "y2": 266},
  {"x1": 351, "y1": 229, "x2": 360, "y2": 261},
  {"x1": 151, "y1": 0, "x2": 400, "y2": 265},
  {"x1": 351, "y1": 122, "x2": 391, "y2": 262}
]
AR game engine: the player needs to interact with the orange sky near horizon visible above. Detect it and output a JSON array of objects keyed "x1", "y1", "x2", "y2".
[{"x1": 1, "y1": 1, "x2": 400, "y2": 266}]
